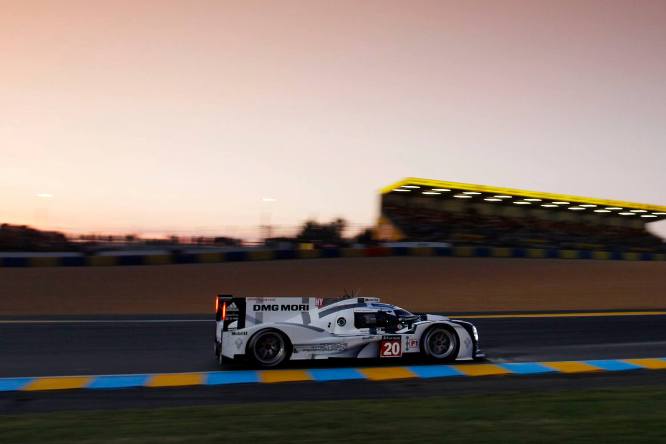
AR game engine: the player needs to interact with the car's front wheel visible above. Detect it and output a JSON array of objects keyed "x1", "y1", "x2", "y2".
[
  {"x1": 421, "y1": 326, "x2": 459, "y2": 362},
  {"x1": 248, "y1": 329, "x2": 290, "y2": 368}
]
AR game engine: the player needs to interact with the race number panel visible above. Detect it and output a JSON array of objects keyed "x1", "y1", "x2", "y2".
[{"x1": 379, "y1": 335, "x2": 402, "y2": 358}]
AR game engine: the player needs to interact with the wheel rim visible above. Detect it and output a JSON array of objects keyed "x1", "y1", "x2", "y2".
[
  {"x1": 425, "y1": 329, "x2": 456, "y2": 359},
  {"x1": 253, "y1": 332, "x2": 285, "y2": 366}
]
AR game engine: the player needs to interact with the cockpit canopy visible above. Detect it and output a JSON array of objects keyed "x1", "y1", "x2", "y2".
[{"x1": 353, "y1": 304, "x2": 419, "y2": 332}]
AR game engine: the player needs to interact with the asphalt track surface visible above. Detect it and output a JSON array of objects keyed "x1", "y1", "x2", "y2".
[
  {"x1": 2, "y1": 313, "x2": 666, "y2": 413},
  {"x1": 3, "y1": 314, "x2": 666, "y2": 377}
]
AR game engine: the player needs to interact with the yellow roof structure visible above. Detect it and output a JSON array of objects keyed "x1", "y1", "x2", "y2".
[{"x1": 381, "y1": 177, "x2": 666, "y2": 222}]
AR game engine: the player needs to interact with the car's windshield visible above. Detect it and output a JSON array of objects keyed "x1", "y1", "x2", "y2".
[
  {"x1": 393, "y1": 307, "x2": 414, "y2": 318},
  {"x1": 369, "y1": 303, "x2": 414, "y2": 317}
]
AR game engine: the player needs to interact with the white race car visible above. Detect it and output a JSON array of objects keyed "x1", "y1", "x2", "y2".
[{"x1": 214, "y1": 295, "x2": 483, "y2": 368}]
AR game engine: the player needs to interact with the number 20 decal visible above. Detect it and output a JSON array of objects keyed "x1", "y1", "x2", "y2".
[{"x1": 380, "y1": 340, "x2": 402, "y2": 357}]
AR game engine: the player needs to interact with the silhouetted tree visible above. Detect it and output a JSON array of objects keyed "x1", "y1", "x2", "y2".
[
  {"x1": 354, "y1": 228, "x2": 375, "y2": 245},
  {"x1": 296, "y1": 218, "x2": 347, "y2": 246}
]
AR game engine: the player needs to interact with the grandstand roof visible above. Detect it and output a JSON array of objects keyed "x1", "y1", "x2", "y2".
[{"x1": 381, "y1": 177, "x2": 666, "y2": 222}]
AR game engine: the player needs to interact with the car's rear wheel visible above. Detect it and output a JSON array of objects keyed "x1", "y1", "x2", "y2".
[
  {"x1": 248, "y1": 329, "x2": 290, "y2": 368},
  {"x1": 421, "y1": 326, "x2": 459, "y2": 362}
]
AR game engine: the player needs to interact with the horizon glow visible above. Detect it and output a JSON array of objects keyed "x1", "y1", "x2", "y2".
[{"x1": 1, "y1": 0, "x2": 665, "y2": 239}]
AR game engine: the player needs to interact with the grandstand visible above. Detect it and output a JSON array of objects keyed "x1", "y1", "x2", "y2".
[{"x1": 377, "y1": 178, "x2": 666, "y2": 253}]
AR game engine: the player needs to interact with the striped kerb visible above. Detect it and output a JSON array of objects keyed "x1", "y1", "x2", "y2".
[
  {"x1": 24, "y1": 376, "x2": 92, "y2": 391},
  {"x1": 308, "y1": 368, "x2": 366, "y2": 382},
  {"x1": 86, "y1": 256, "x2": 117, "y2": 266},
  {"x1": 542, "y1": 361, "x2": 602, "y2": 373},
  {"x1": 143, "y1": 255, "x2": 171, "y2": 265},
  {"x1": 259, "y1": 369, "x2": 313, "y2": 383},
  {"x1": 3, "y1": 355, "x2": 666, "y2": 393},
  {"x1": 623, "y1": 358, "x2": 666, "y2": 370},
  {"x1": 359, "y1": 367, "x2": 417, "y2": 381},
  {"x1": 147, "y1": 373, "x2": 205, "y2": 387},
  {"x1": 247, "y1": 250, "x2": 274, "y2": 261},
  {"x1": 492, "y1": 247, "x2": 511, "y2": 257},
  {"x1": 453, "y1": 363, "x2": 510, "y2": 377}
]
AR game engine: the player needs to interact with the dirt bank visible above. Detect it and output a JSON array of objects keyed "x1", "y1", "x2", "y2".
[{"x1": 1, "y1": 257, "x2": 665, "y2": 315}]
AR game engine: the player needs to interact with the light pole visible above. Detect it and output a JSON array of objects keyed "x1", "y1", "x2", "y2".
[{"x1": 260, "y1": 197, "x2": 277, "y2": 242}]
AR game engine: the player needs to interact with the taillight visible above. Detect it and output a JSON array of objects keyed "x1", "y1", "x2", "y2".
[{"x1": 215, "y1": 295, "x2": 235, "y2": 322}]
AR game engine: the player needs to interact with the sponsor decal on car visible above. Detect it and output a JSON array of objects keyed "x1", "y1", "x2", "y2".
[
  {"x1": 406, "y1": 338, "x2": 418, "y2": 351},
  {"x1": 294, "y1": 343, "x2": 347, "y2": 353},
  {"x1": 231, "y1": 331, "x2": 248, "y2": 335},
  {"x1": 379, "y1": 335, "x2": 402, "y2": 358},
  {"x1": 226, "y1": 302, "x2": 240, "y2": 321},
  {"x1": 252, "y1": 304, "x2": 310, "y2": 312}
]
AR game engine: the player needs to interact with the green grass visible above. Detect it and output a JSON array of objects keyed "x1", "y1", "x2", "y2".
[{"x1": 2, "y1": 387, "x2": 666, "y2": 443}]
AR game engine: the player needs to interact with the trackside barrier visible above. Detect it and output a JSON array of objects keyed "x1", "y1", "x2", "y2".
[
  {"x1": 0, "y1": 247, "x2": 664, "y2": 267},
  {"x1": 1, "y1": 357, "x2": 665, "y2": 392}
]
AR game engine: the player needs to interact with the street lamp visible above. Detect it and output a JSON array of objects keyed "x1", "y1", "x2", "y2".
[{"x1": 260, "y1": 197, "x2": 277, "y2": 241}]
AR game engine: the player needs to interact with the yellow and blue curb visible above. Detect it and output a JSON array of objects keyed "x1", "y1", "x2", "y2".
[
  {"x1": 1, "y1": 357, "x2": 665, "y2": 392},
  {"x1": 1, "y1": 246, "x2": 664, "y2": 267}
]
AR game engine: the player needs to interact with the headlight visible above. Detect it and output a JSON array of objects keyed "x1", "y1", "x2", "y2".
[{"x1": 472, "y1": 326, "x2": 479, "y2": 341}]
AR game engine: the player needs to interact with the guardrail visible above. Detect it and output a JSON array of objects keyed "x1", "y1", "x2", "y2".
[{"x1": 0, "y1": 246, "x2": 664, "y2": 267}]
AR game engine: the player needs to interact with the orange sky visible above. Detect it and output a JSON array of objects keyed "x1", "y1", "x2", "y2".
[{"x1": 2, "y1": 0, "x2": 665, "y2": 239}]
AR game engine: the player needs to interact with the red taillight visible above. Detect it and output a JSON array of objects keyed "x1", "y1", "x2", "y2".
[
  {"x1": 215, "y1": 297, "x2": 219, "y2": 312},
  {"x1": 221, "y1": 301, "x2": 227, "y2": 321}
]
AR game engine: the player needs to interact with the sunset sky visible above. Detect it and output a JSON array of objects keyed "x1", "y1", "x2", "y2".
[{"x1": 2, "y1": 0, "x2": 665, "y2": 239}]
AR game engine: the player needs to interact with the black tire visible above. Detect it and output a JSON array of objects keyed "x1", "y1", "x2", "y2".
[
  {"x1": 247, "y1": 329, "x2": 290, "y2": 368},
  {"x1": 421, "y1": 325, "x2": 459, "y2": 362}
]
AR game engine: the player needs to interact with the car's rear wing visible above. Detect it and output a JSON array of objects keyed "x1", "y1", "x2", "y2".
[{"x1": 215, "y1": 295, "x2": 247, "y2": 331}]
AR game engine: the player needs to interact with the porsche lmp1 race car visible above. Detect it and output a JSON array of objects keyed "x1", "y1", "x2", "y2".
[{"x1": 214, "y1": 295, "x2": 483, "y2": 368}]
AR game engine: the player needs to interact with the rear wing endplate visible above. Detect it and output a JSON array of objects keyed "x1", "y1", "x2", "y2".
[{"x1": 215, "y1": 295, "x2": 246, "y2": 330}]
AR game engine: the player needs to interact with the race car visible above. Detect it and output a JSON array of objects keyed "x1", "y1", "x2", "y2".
[{"x1": 214, "y1": 295, "x2": 484, "y2": 368}]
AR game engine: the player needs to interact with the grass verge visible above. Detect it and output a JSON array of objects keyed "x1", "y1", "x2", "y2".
[{"x1": 2, "y1": 386, "x2": 666, "y2": 443}]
